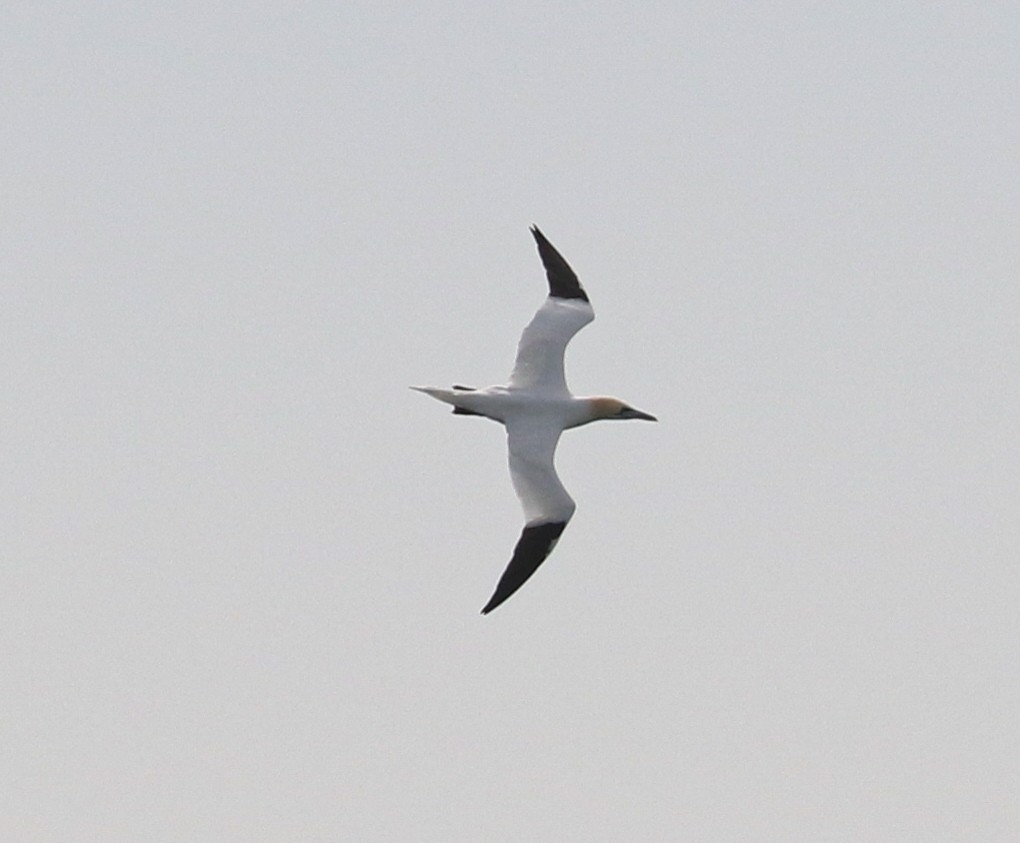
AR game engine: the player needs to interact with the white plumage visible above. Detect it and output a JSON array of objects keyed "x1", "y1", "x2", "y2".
[
  {"x1": 508, "y1": 297, "x2": 594, "y2": 392},
  {"x1": 413, "y1": 226, "x2": 656, "y2": 614}
]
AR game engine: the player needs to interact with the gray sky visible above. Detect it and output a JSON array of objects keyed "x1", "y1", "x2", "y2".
[{"x1": 3, "y1": 2, "x2": 1019, "y2": 840}]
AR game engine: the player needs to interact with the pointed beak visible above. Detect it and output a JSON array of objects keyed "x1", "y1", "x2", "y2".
[{"x1": 621, "y1": 407, "x2": 657, "y2": 422}]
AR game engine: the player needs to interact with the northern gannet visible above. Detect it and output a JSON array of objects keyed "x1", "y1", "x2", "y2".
[{"x1": 414, "y1": 227, "x2": 656, "y2": 614}]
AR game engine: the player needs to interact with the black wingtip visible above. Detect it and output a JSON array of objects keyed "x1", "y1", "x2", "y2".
[
  {"x1": 480, "y1": 584, "x2": 508, "y2": 615},
  {"x1": 529, "y1": 226, "x2": 590, "y2": 303},
  {"x1": 480, "y1": 520, "x2": 569, "y2": 615}
]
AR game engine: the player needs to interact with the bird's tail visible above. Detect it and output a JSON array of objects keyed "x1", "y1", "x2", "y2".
[
  {"x1": 409, "y1": 385, "x2": 458, "y2": 406},
  {"x1": 410, "y1": 385, "x2": 485, "y2": 417}
]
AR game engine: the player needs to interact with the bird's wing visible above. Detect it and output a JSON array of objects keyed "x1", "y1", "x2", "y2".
[
  {"x1": 481, "y1": 419, "x2": 575, "y2": 614},
  {"x1": 508, "y1": 227, "x2": 595, "y2": 393}
]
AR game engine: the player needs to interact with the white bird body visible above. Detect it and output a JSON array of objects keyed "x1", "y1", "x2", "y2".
[{"x1": 413, "y1": 227, "x2": 656, "y2": 614}]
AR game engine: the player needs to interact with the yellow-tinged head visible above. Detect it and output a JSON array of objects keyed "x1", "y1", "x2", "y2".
[{"x1": 588, "y1": 396, "x2": 658, "y2": 423}]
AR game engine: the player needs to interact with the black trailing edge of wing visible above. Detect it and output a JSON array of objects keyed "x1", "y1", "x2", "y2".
[
  {"x1": 530, "y1": 226, "x2": 589, "y2": 303},
  {"x1": 481, "y1": 520, "x2": 568, "y2": 614}
]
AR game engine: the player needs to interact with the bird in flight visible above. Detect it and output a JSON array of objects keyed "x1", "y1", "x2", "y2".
[{"x1": 413, "y1": 226, "x2": 656, "y2": 614}]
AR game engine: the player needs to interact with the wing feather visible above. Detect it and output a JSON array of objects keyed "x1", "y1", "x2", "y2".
[
  {"x1": 480, "y1": 421, "x2": 575, "y2": 613},
  {"x1": 530, "y1": 226, "x2": 589, "y2": 301},
  {"x1": 505, "y1": 421, "x2": 575, "y2": 524},
  {"x1": 481, "y1": 521, "x2": 568, "y2": 614},
  {"x1": 508, "y1": 228, "x2": 595, "y2": 393},
  {"x1": 508, "y1": 298, "x2": 593, "y2": 392}
]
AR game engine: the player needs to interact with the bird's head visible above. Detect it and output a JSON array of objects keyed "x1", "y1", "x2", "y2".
[{"x1": 589, "y1": 397, "x2": 658, "y2": 423}]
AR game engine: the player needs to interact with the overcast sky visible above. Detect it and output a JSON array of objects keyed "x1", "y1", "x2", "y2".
[{"x1": 3, "y1": 2, "x2": 1019, "y2": 840}]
